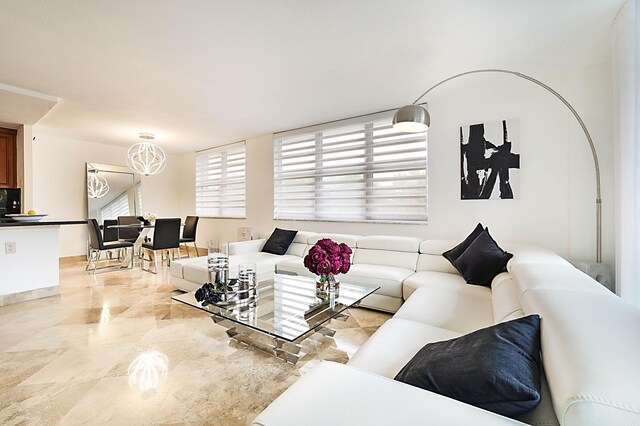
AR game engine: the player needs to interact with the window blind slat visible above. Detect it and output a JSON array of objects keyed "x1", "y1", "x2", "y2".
[
  {"x1": 196, "y1": 142, "x2": 246, "y2": 218},
  {"x1": 274, "y1": 113, "x2": 427, "y2": 223}
]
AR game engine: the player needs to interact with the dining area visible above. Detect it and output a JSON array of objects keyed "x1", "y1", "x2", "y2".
[
  {"x1": 86, "y1": 215, "x2": 200, "y2": 274},
  {"x1": 85, "y1": 162, "x2": 200, "y2": 275}
]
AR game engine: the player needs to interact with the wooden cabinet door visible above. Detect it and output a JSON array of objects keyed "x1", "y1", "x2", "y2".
[{"x1": 0, "y1": 128, "x2": 17, "y2": 188}]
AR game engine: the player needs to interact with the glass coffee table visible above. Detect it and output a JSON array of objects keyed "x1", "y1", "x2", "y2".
[{"x1": 172, "y1": 273, "x2": 379, "y2": 363}]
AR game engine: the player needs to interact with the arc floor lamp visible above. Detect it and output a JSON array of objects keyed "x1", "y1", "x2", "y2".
[{"x1": 392, "y1": 69, "x2": 602, "y2": 263}]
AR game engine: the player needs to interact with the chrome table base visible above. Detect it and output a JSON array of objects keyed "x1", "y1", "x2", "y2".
[{"x1": 211, "y1": 311, "x2": 351, "y2": 364}]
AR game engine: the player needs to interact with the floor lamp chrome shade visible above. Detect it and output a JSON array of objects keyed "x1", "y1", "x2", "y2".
[
  {"x1": 127, "y1": 133, "x2": 167, "y2": 176},
  {"x1": 392, "y1": 105, "x2": 430, "y2": 132},
  {"x1": 87, "y1": 171, "x2": 109, "y2": 199},
  {"x1": 394, "y1": 69, "x2": 603, "y2": 263}
]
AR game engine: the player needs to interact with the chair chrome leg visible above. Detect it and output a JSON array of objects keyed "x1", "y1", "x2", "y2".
[
  {"x1": 193, "y1": 242, "x2": 198, "y2": 257},
  {"x1": 93, "y1": 251, "x2": 102, "y2": 275},
  {"x1": 154, "y1": 251, "x2": 159, "y2": 274},
  {"x1": 85, "y1": 249, "x2": 97, "y2": 271}
]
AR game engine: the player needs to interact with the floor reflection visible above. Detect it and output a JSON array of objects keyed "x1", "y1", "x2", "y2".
[{"x1": 128, "y1": 350, "x2": 169, "y2": 393}]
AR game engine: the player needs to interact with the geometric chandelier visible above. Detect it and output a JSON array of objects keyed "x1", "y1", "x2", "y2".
[
  {"x1": 127, "y1": 133, "x2": 167, "y2": 176},
  {"x1": 87, "y1": 171, "x2": 109, "y2": 199}
]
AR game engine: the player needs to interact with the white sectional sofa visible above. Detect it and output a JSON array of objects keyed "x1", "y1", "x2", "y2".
[
  {"x1": 171, "y1": 231, "x2": 425, "y2": 312},
  {"x1": 170, "y1": 231, "x2": 640, "y2": 425}
]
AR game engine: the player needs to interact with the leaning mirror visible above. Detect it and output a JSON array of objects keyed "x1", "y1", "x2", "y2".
[{"x1": 86, "y1": 162, "x2": 142, "y2": 223}]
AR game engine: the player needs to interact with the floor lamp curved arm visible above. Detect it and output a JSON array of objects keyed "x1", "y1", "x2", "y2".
[{"x1": 394, "y1": 69, "x2": 602, "y2": 263}]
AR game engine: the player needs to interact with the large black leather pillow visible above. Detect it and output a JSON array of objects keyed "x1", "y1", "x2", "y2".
[
  {"x1": 442, "y1": 223, "x2": 484, "y2": 265},
  {"x1": 262, "y1": 228, "x2": 298, "y2": 255},
  {"x1": 453, "y1": 228, "x2": 512, "y2": 287},
  {"x1": 395, "y1": 315, "x2": 542, "y2": 418}
]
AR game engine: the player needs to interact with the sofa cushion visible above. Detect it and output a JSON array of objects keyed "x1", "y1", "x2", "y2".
[
  {"x1": 275, "y1": 257, "x2": 311, "y2": 277},
  {"x1": 353, "y1": 249, "x2": 418, "y2": 271},
  {"x1": 442, "y1": 222, "x2": 484, "y2": 264},
  {"x1": 343, "y1": 264, "x2": 414, "y2": 298},
  {"x1": 453, "y1": 229, "x2": 513, "y2": 287},
  {"x1": 262, "y1": 228, "x2": 298, "y2": 255},
  {"x1": 394, "y1": 315, "x2": 542, "y2": 418},
  {"x1": 403, "y1": 271, "x2": 490, "y2": 300},
  {"x1": 285, "y1": 231, "x2": 318, "y2": 257},
  {"x1": 394, "y1": 286, "x2": 493, "y2": 334},
  {"x1": 170, "y1": 257, "x2": 205, "y2": 279},
  {"x1": 416, "y1": 253, "x2": 459, "y2": 274},
  {"x1": 356, "y1": 235, "x2": 422, "y2": 252},
  {"x1": 357, "y1": 293, "x2": 403, "y2": 313},
  {"x1": 348, "y1": 318, "x2": 461, "y2": 378},
  {"x1": 252, "y1": 361, "x2": 526, "y2": 426}
]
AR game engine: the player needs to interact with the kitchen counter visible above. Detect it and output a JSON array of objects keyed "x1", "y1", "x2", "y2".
[
  {"x1": 0, "y1": 220, "x2": 86, "y2": 227},
  {"x1": 0, "y1": 220, "x2": 85, "y2": 306}
]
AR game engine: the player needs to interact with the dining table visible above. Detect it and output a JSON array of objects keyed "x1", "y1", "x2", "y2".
[{"x1": 108, "y1": 222, "x2": 183, "y2": 266}]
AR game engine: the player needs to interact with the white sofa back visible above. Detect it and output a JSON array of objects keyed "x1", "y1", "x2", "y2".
[
  {"x1": 416, "y1": 240, "x2": 460, "y2": 274},
  {"x1": 354, "y1": 236, "x2": 422, "y2": 270}
]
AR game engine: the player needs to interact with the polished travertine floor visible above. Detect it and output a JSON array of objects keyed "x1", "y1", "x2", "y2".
[{"x1": 0, "y1": 257, "x2": 391, "y2": 425}]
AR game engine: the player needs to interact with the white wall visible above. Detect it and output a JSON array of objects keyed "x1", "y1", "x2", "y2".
[
  {"x1": 191, "y1": 63, "x2": 615, "y2": 269},
  {"x1": 612, "y1": 0, "x2": 640, "y2": 305},
  {"x1": 30, "y1": 133, "x2": 189, "y2": 256}
]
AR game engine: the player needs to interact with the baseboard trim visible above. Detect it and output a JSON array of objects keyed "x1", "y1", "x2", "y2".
[
  {"x1": 0, "y1": 285, "x2": 60, "y2": 306},
  {"x1": 59, "y1": 255, "x2": 86, "y2": 265}
]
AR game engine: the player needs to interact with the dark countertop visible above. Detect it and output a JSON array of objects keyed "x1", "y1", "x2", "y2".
[{"x1": 0, "y1": 220, "x2": 86, "y2": 228}]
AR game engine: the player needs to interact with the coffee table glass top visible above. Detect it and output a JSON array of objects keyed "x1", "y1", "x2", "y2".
[{"x1": 172, "y1": 274, "x2": 379, "y2": 342}]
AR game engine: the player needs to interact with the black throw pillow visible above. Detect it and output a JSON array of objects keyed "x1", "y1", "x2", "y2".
[
  {"x1": 453, "y1": 228, "x2": 513, "y2": 287},
  {"x1": 442, "y1": 223, "x2": 484, "y2": 265},
  {"x1": 262, "y1": 228, "x2": 298, "y2": 255},
  {"x1": 395, "y1": 315, "x2": 542, "y2": 418}
]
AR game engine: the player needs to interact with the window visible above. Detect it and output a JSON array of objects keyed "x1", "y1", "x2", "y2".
[
  {"x1": 135, "y1": 183, "x2": 143, "y2": 215},
  {"x1": 196, "y1": 142, "x2": 246, "y2": 218},
  {"x1": 100, "y1": 192, "x2": 130, "y2": 220},
  {"x1": 274, "y1": 111, "x2": 427, "y2": 223}
]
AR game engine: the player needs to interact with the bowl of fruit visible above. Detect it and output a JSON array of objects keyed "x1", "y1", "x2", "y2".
[{"x1": 6, "y1": 210, "x2": 48, "y2": 222}]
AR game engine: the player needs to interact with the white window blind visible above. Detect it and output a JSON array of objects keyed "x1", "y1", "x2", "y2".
[
  {"x1": 274, "y1": 111, "x2": 427, "y2": 223},
  {"x1": 196, "y1": 142, "x2": 246, "y2": 218},
  {"x1": 100, "y1": 193, "x2": 130, "y2": 221},
  {"x1": 135, "y1": 184, "x2": 143, "y2": 215}
]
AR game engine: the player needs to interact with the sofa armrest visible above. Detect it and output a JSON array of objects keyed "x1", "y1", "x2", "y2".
[
  {"x1": 251, "y1": 362, "x2": 525, "y2": 426},
  {"x1": 228, "y1": 239, "x2": 266, "y2": 255}
]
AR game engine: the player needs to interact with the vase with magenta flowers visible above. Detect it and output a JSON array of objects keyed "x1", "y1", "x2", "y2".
[{"x1": 303, "y1": 238, "x2": 352, "y2": 299}]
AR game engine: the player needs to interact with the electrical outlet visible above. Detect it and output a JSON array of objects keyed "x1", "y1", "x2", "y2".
[{"x1": 5, "y1": 242, "x2": 16, "y2": 254}]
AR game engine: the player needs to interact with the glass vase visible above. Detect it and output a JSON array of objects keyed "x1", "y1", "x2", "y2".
[{"x1": 316, "y1": 273, "x2": 340, "y2": 300}]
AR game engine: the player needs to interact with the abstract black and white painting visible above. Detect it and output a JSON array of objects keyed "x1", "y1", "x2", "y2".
[{"x1": 460, "y1": 119, "x2": 520, "y2": 200}]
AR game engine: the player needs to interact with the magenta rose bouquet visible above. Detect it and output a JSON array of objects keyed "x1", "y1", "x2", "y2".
[{"x1": 304, "y1": 239, "x2": 352, "y2": 297}]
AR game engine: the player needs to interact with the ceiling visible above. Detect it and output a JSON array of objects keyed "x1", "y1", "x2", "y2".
[{"x1": 0, "y1": 0, "x2": 624, "y2": 153}]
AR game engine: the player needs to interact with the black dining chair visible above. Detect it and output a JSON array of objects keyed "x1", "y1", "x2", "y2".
[
  {"x1": 117, "y1": 216, "x2": 141, "y2": 243},
  {"x1": 141, "y1": 218, "x2": 181, "y2": 274},
  {"x1": 180, "y1": 216, "x2": 199, "y2": 258},
  {"x1": 103, "y1": 219, "x2": 119, "y2": 242},
  {"x1": 102, "y1": 219, "x2": 122, "y2": 260},
  {"x1": 86, "y1": 219, "x2": 134, "y2": 274}
]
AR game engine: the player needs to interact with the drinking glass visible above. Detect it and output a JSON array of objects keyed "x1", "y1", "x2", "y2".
[
  {"x1": 237, "y1": 263, "x2": 257, "y2": 305},
  {"x1": 207, "y1": 240, "x2": 229, "y2": 289}
]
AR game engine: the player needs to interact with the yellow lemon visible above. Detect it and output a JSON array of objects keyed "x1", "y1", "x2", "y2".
[{"x1": 27, "y1": 210, "x2": 36, "y2": 215}]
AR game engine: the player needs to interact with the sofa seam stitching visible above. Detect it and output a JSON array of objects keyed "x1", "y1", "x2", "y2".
[{"x1": 563, "y1": 395, "x2": 640, "y2": 421}]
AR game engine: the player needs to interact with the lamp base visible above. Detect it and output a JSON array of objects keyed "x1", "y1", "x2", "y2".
[{"x1": 570, "y1": 260, "x2": 614, "y2": 293}]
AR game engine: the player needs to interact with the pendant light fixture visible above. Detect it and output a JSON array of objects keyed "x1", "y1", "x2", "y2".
[
  {"x1": 127, "y1": 133, "x2": 167, "y2": 176},
  {"x1": 87, "y1": 171, "x2": 109, "y2": 199}
]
